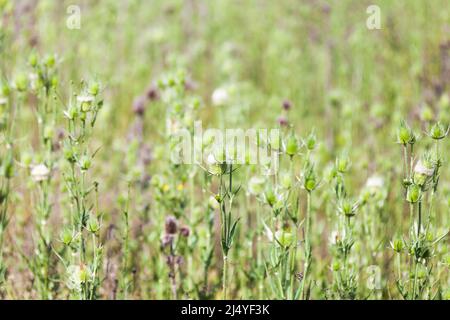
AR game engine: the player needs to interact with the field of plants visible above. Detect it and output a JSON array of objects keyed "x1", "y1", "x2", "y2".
[{"x1": 0, "y1": 0, "x2": 449, "y2": 300}]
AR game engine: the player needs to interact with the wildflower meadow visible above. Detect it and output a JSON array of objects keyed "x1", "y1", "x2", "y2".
[{"x1": 0, "y1": 0, "x2": 448, "y2": 301}]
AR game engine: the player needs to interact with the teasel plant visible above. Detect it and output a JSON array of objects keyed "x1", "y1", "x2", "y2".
[
  {"x1": 59, "y1": 79, "x2": 104, "y2": 299},
  {"x1": 204, "y1": 147, "x2": 241, "y2": 299},
  {"x1": 358, "y1": 173, "x2": 388, "y2": 299},
  {"x1": 158, "y1": 68, "x2": 205, "y2": 295},
  {"x1": 298, "y1": 134, "x2": 320, "y2": 300},
  {"x1": 195, "y1": 193, "x2": 216, "y2": 299},
  {"x1": 257, "y1": 129, "x2": 303, "y2": 300},
  {"x1": 23, "y1": 53, "x2": 60, "y2": 299},
  {"x1": 160, "y1": 215, "x2": 190, "y2": 299},
  {"x1": 0, "y1": 78, "x2": 14, "y2": 290},
  {"x1": 329, "y1": 155, "x2": 360, "y2": 299},
  {"x1": 394, "y1": 120, "x2": 448, "y2": 299},
  {"x1": 117, "y1": 184, "x2": 132, "y2": 299}
]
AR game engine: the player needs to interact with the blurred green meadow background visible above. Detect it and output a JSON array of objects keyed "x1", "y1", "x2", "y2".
[{"x1": 0, "y1": 0, "x2": 449, "y2": 299}]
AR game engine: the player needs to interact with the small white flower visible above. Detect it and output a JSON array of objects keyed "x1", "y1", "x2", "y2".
[
  {"x1": 414, "y1": 160, "x2": 433, "y2": 177},
  {"x1": 0, "y1": 96, "x2": 8, "y2": 105},
  {"x1": 77, "y1": 95, "x2": 94, "y2": 103},
  {"x1": 366, "y1": 175, "x2": 384, "y2": 189},
  {"x1": 31, "y1": 164, "x2": 50, "y2": 182},
  {"x1": 211, "y1": 88, "x2": 229, "y2": 107}
]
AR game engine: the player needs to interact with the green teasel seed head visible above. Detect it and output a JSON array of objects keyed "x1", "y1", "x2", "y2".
[
  {"x1": 304, "y1": 130, "x2": 317, "y2": 150},
  {"x1": 44, "y1": 54, "x2": 56, "y2": 68},
  {"x1": 390, "y1": 238, "x2": 404, "y2": 253},
  {"x1": 28, "y1": 52, "x2": 38, "y2": 68},
  {"x1": 87, "y1": 216, "x2": 100, "y2": 234},
  {"x1": 406, "y1": 184, "x2": 421, "y2": 203},
  {"x1": 89, "y1": 82, "x2": 100, "y2": 96},
  {"x1": 305, "y1": 178, "x2": 317, "y2": 192},
  {"x1": 274, "y1": 229, "x2": 294, "y2": 248},
  {"x1": 397, "y1": 121, "x2": 416, "y2": 145},
  {"x1": 79, "y1": 155, "x2": 92, "y2": 171},
  {"x1": 60, "y1": 228, "x2": 74, "y2": 245},
  {"x1": 50, "y1": 76, "x2": 58, "y2": 89},
  {"x1": 80, "y1": 100, "x2": 94, "y2": 113},
  {"x1": 63, "y1": 145, "x2": 77, "y2": 163},
  {"x1": 336, "y1": 156, "x2": 351, "y2": 174},
  {"x1": 285, "y1": 134, "x2": 299, "y2": 157},
  {"x1": 303, "y1": 162, "x2": 318, "y2": 192},
  {"x1": 332, "y1": 261, "x2": 341, "y2": 271},
  {"x1": 264, "y1": 189, "x2": 276, "y2": 207},
  {"x1": 14, "y1": 73, "x2": 28, "y2": 92},
  {"x1": 427, "y1": 122, "x2": 449, "y2": 140},
  {"x1": 338, "y1": 199, "x2": 358, "y2": 217}
]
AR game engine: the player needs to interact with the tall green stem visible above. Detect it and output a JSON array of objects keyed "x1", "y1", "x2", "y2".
[{"x1": 300, "y1": 191, "x2": 312, "y2": 299}]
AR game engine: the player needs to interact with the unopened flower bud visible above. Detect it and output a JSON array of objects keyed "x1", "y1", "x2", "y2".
[
  {"x1": 132, "y1": 96, "x2": 146, "y2": 116},
  {"x1": 277, "y1": 115, "x2": 288, "y2": 127},
  {"x1": 282, "y1": 99, "x2": 292, "y2": 111},
  {"x1": 180, "y1": 226, "x2": 190, "y2": 238},
  {"x1": 165, "y1": 216, "x2": 178, "y2": 235}
]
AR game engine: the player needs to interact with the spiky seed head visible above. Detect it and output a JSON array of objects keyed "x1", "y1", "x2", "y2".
[
  {"x1": 428, "y1": 122, "x2": 449, "y2": 140},
  {"x1": 87, "y1": 217, "x2": 100, "y2": 234},
  {"x1": 397, "y1": 121, "x2": 416, "y2": 145},
  {"x1": 285, "y1": 134, "x2": 299, "y2": 157},
  {"x1": 390, "y1": 238, "x2": 404, "y2": 253},
  {"x1": 274, "y1": 229, "x2": 294, "y2": 248},
  {"x1": 406, "y1": 184, "x2": 421, "y2": 203}
]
